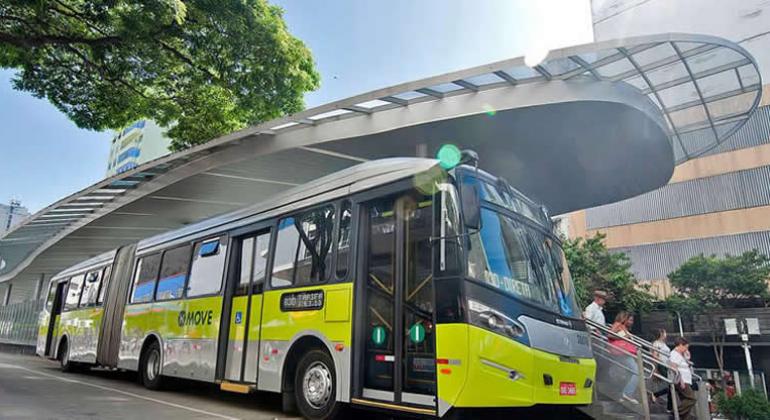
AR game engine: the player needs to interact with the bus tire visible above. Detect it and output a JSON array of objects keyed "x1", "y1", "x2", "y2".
[
  {"x1": 294, "y1": 349, "x2": 339, "y2": 420},
  {"x1": 59, "y1": 338, "x2": 77, "y2": 372},
  {"x1": 140, "y1": 340, "x2": 164, "y2": 390}
]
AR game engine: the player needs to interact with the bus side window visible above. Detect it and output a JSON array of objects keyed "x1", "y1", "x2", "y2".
[
  {"x1": 64, "y1": 274, "x2": 85, "y2": 311},
  {"x1": 236, "y1": 232, "x2": 271, "y2": 296},
  {"x1": 336, "y1": 201, "x2": 352, "y2": 280},
  {"x1": 80, "y1": 270, "x2": 102, "y2": 308},
  {"x1": 97, "y1": 265, "x2": 111, "y2": 305},
  {"x1": 131, "y1": 254, "x2": 161, "y2": 303},
  {"x1": 155, "y1": 245, "x2": 192, "y2": 301},
  {"x1": 272, "y1": 205, "x2": 335, "y2": 288},
  {"x1": 187, "y1": 237, "x2": 227, "y2": 297}
]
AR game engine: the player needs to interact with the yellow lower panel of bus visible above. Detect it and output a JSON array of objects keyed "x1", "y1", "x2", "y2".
[
  {"x1": 59, "y1": 307, "x2": 104, "y2": 362},
  {"x1": 261, "y1": 283, "x2": 353, "y2": 345},
  {"x1": 436, "y1": 324, "x2": 595, "y2": 408}
]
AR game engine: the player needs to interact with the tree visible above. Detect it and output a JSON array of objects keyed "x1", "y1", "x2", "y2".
[
  {"x1": 666, "y1": 250, "x2": 770, "y2": 379},
  {"x1": 563, "y1": 233, "x2": 654, "y2": 315},
  {"x1": 0, "y1": 0, "x2": 320, "y2": 150}
]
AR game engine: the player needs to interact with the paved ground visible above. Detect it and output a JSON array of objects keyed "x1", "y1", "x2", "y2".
[{"x1": 0, "y1": 352, "x2": 587, "y2": 419}]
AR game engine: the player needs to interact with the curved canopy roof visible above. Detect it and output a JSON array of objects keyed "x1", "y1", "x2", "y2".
[{"x1": 0, "y1": 33, "x2": 762, "y2": 285}]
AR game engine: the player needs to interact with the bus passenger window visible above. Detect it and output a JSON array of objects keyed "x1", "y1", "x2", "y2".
[
  {"x1": 97, "y1": 265, "x2": 111, "y2": 305},
  {"x1": 187, "y1": 237, "x2": 227, "y2": 297},
  {"x1": 64, "y1": 274, "x2": 85, "y2": 311},
  {"x1": 131, "y1": 254, "x2": 161, "y2": 303},
  {"x1": 45, "y1": 282, "x2": 56, "y2": 310},
  {"x1": 156, "y1": 245, "x2": 192, "y2": 300},
  {"x1": 272, "y1": 206, "x2": 335, "y2": 288},
  {"x1": 336, "y1": 201, "x2": 352, "y2": 280},
  {"x1": 80, "y1": 270, "x2": 102, "y2": 307},
  {"x1": 236, "y1": 237, "x2": 255, "y2": 296}
]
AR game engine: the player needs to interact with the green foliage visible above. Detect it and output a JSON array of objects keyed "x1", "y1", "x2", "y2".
[
  {"x1": 717, "y1": 390, "x2": 770, "y2": 420},
  {"x1": 563, "y1": 233, "x2": 654, "y2": 313},
  {"x1": 0, "y1": 0, "x2": 320, "y2": 150},
  {"x1": 666, "y1": 250, "x2": 770, "y2": 315}
]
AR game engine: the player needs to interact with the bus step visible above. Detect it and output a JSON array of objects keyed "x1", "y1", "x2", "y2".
[
  {"x1": 350, "y1": 398, "x2": 436, "y2": 416},
  {"x1": 220, "y1": 381, "x2": 255, "y2": 394}
]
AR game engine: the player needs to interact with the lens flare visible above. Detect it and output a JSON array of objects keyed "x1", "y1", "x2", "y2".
[
  {"x1": 436, "y1": 144, "x2": 462, "y2": 169},
  {"x1": 483, "y1": 104, "x2": 497, "y2": 116}
]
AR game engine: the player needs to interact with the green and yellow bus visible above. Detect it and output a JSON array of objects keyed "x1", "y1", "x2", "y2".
[{"x1": 37, "y1": 153, "x2": 595, "y2": 419}]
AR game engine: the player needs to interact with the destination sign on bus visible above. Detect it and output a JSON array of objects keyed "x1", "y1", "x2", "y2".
[{"x1": 280, "y1": 290, "x2": 324, "y2": 311}]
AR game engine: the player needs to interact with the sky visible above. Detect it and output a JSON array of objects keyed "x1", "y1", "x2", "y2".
[{"x1": 0, "y1": 0, "x2": 593, "y2": 213}]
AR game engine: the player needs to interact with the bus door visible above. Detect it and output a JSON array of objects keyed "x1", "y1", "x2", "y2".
[
  {"x1": 45, "y1": 281, "x2": 67, "y2": 357},
  {"x1": 220, "y1": 226, "x2": 272, "y2": 384},
  {"x1": 355, "y1": 191, "x2": 437, "y2": 410}
]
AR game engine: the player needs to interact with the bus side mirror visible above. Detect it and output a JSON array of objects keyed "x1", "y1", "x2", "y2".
[{"x1": 460, "y1": 182, "x2": 481, "y2": 230}]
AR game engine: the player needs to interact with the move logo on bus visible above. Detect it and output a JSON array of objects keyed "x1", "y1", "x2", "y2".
[{"x1": 178, "y1": 310, "x2": 214, "y2": 327}]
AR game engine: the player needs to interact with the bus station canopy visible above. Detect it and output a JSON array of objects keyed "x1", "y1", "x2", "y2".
[{"x1": 0, "y1": 33, "x2": 762, "y2": 288}]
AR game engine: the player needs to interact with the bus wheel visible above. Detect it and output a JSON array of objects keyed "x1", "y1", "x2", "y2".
[
  {"x1": 140, "y1": 340, "x2": 163, "y2": 390},
  {"x1": 59, "y1": 339, "x2": 76, "y2": 372},
  {"x1": 295, "y1": 349, "x2": 339, "y2": 420}
]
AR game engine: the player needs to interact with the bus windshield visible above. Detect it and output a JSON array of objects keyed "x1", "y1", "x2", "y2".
[{"x1": 464, "y1": 178, "x2": 581, "y2": 318}]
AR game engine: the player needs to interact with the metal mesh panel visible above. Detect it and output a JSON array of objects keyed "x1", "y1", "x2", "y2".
[{"x1": 0, "y1": 299, "x2": 43, "y2": 346}]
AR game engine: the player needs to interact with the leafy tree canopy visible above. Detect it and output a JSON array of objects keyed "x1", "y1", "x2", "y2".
[
  {"x1": 563, "y1": 233, "x2": 654, "y2": 314},
  {"x1": 666, "y1": 250, "x2": 770, "y2": 314},
  {"x1": 0, "y1": 0, "x2": 320, "y2": 150}
]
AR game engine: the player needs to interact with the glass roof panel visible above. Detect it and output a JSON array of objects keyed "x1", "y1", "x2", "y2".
[
  {"x1": 595, "y1": 56, "x2": 635, "y2": 78},
  {"x1": 630, "y1": 43, "x2": 676, "y2": 67},
  {"x1": 715, "y1": 120, "x2": 742, "y2": 137},
  {"x1": 706, "y1": 91, "x2": 757, "y2": 120},
  {"x1": 737, "y1": 64, "x2": 761, "y2": 87},
  {"x1": 392, "y1": 91, "x2": 428, "y2": 101},
  {"x1": 462, "y1": 73, "x2": 504, "y2": 86},
  {"x1": 576, "y1": 49, "x2": 620, "y2": 66},
  {"x1": 503, "y1": 66, "x2": 540, "y2": 80},
  {"x1": 355, "y1": 99, "x2": 392, "y2": 109},
  {"x1": 697, "y1": 71, "x2": 741, "y2": 98},
  {"x1": 645, "y1": 61, "x2": 689, "y2": 87},
  {"x1": 428, "y1": 82, "x2": 464, "y2": 93},
  {"x1": 621, "y1": 75, "x2": 648, "y2": 90},
  {"x1": 541, "y1": 57, "x2": 580, "y2": 76},
  {"x1": 684, "y1": 46, "x2": 746, "y2": 75},
  {"x1": 656, "y1": 81, "x2": 700, "y2": 108},
  {"x1": 308, "y1": 109, "x2": 353, "y2": 120},
  {"x1": 668, "y1": 105, "x2": 708, "y2": 129}
]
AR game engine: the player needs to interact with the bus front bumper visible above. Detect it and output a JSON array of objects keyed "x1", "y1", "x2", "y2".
[{"x1": 436, "y1": 324, "x2": 595, "y2": 410}]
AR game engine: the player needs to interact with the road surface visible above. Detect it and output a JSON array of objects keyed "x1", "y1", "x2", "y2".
[{"x1": 0, "y1": 352, "x2": 586, "y2": 419}]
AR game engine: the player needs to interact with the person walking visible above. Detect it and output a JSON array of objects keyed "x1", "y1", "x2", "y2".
[
  {"x1": 583, "y1": 290, "x2": 608, "y2": 326},
  {"x1": 609, "y1": 311, "x2": 640, "y2": 404},
  {"x1": 650, "y1": 329, "x2": 673, "y2": 412},
  {"x1": 670, "y1": 337, "x2": 697, "y2": 419}
]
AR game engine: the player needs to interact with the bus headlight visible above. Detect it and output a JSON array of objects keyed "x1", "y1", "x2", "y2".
[{"x1": 468, "y1": 299, "x2": 529, "y2": 345}]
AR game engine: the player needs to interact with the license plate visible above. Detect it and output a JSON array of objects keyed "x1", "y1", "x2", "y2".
[{"x1": 559, "y1": 382, "x2": 577, "y2": 396}]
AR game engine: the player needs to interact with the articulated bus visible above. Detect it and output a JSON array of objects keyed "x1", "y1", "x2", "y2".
[{"x1": 37, "y1": 152, "x2": 595, "y2": 419}]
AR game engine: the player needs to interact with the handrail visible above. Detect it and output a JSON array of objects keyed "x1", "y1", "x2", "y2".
[{"x1": 585, "y1": 318, "x2": 703, "y2": 383}]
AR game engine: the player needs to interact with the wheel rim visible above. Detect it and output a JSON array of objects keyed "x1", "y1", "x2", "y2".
[
  {"x1": 302, "y1": 361, "x2": 333, "y2": 409},
  {"x1": 146, "y1": 349, "x2": 160, "y2": 382}
]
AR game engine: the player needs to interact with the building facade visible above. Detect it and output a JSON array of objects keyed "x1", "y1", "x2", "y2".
[
  {"x1": 0, "y1": 200, "x2": 29, "y2": 237},
  {"x1": 562, "y1": 0, "x2": 770, "y2": 296},
  {"x1": 105, "y1": 120, "x2": 172, "y2": 176}
]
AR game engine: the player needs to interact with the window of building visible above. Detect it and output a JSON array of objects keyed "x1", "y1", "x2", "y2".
[
  {"x1": 98, "y1": 265, "x2": 111, "y2": 305},
  {"x1": 80, "y1": 270, "x2": 102, "y2": 308},
  {"x1": 272, "y1": 205, "x2": 336, "y2": 288},
  {"x1": 187, "y1": 237, "x2": 227, "y2": 297},
  {"x1": 131, "y1": 253, "x2": 161, "y2": 303},
  {"x1": 155, "y1": 245, "x2": 192, "y2": 300},
  {"x1": 64, "y1": 274, "x2": 85, "y2": 311},
  {"x1": 336, "y1": 201, "x2": 352, "y2": 279}
]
